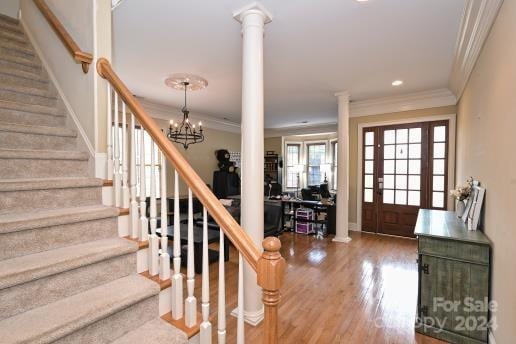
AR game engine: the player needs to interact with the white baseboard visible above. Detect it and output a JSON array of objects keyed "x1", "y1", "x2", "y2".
[
  {"x1": 332, "y1": 236, "x2": 352, "y2": 243},
  {"x1": 158, "y1": 287, "x2": 171, "y2": 316},
  {"x1": 230, "y1": 307, "x2": 264, "y2": 326},
  {"x1": 489, "y1": 329, "x2": 496, "y2": 344}
]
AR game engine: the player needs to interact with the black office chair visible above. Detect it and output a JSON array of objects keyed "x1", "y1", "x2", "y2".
[
  {"x1": 301, "y1": 188, "x2": 317, "y2": 201},
  {"x1": 320, "y1": 183, "x2": 331, "y2": 199}
]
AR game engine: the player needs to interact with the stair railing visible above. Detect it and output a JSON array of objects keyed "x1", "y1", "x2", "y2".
[
  {"x1": 97, "y1": 57, "x2": 285, "y2": 344},
  {"x1": 33, "y1": 0, "x2": 93, "y2": 73}
]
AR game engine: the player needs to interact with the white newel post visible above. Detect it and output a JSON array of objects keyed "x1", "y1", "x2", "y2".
[
  {"x1": 333, "y1": 91, "x2": 352, "y2": 243},
  {"x1": 233, "y1": 2, "x2": 272, "y2": 325}
]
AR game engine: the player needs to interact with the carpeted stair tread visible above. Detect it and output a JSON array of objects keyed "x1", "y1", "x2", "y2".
[
  {"x1": 0, "y1": 237, "x2": 137, "y2": 290},
  {"x1": 0, "y1": 122, "x2": 75, "y2": 137},
  {"x1": 0, "y1": 274, "x2": 158, "y2": 344},
  {"x1": 0, "y1": 19, "x2": 23, "y2": 36},
  {"x1": 0, "y1": 79, "x2": 53, "y2": 98},
  {"x1": 0, "y1": 177, "x2": 102, "y2": 192},
  {"x1": 0, "y1": 205, "x2": 119, "y2": 234},
  {"x1": 0, "y1": 100, "x2": 63, "y2": 117},
  {"x1": 0, "y1": 62, "x2": 45, "y2": 82},
  {"x1": 112, "y1": 319, "x2": 188, "y2": 344},
  {"x1": 0, "y1": 148, "x2": 88, "y2": 160},
  {"x1": 0, "y1": 13, "x2": 20, "y2": 27}
]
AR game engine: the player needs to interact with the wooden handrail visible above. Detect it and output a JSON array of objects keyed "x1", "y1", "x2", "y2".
[
  {"x1": 33, "y1": 0, "x2": 93, "y2": 73},
  {"x1": 96, "y1": 58, "x2": 261, "y2": 270}
]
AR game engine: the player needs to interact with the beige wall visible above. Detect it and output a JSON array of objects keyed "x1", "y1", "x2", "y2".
[
  {"x1": 455, "y1": 1, "x2": 516, "y2": 341},
  {"x1": 349, "y1": 105, "x2": 456, "y2": 223},
  {"x1": 264, "y1": 137, "x2": 282, "y2": 155},
  {"x1": 0, "y1": 0, "x2": 19, "y2": 18},
  {"x1": 151, "y1": 118, "x2": 241, "y2": 197}
]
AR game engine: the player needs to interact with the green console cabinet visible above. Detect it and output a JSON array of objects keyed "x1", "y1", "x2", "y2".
[{"x1": 414, "y1": 209, "x2": 491, "y2": 344}]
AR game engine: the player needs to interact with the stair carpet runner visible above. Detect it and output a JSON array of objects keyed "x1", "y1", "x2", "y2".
[{"x1": 0, "y1": 13, "x2": 187, "y2": 343}]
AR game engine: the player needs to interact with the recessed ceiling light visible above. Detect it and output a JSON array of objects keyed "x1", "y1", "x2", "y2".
[
  {"x1": 392, "y1": 80, "x2": 403, "y2": 86},
  {"x1": 356, "y1": 0, "x2": 369, "y2": 2}
]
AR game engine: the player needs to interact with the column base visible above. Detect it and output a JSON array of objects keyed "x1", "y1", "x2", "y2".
[
  {"x1": 230, "y1": 307, "x2": 264, "y2": 326},
  {"x1": 332, "y1": 236, "x2": 352, "y2": 243}
]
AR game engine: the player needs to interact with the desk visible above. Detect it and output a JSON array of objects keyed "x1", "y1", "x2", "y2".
[{"x1": 280, "y1": 199, "x2": 336, "y2": 235}]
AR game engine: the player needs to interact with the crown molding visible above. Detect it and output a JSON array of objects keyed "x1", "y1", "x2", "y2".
[
  {"x1": 449, "y1": 0, "x2": 504, "y2": 99},
  {"x1": 138, "y1": 98, "x2": 241, "y2": 134},
  {"x1": 233, "y1": 2, "x2": 273, "y2": 24},
  {"x1": 265, "y1": 122, "x2": 337, "y2": 138},
  {"x1": 349, "y1": 88, "x2": 457, "y2": 118}
]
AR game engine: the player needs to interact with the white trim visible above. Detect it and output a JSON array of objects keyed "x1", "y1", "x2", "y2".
[
  {"x1": 356, "y1": 114, "x2": 456, "y2": 232},
  {"x1": 138, "y1": 98, "x2": 241, "y2": 134},
  {"x1": 348, "y1": 222, "x2": 359, "y2": 232},
  {"x1": 283, "y1": 140, "x2": 303, "y2": 190},
  {"x1": 303, "y1": 139, "x2": 330, "y2": 186},
  {"x1": 332, "y1": 236, "x2": 352, "y2": 243},
  {"x1": 489, "y1": 329, "x2": 496, "y2": 344},
  {"x1": 449, "y1": 0, "x2": 504, "y2": 99},
  {"x1": 350, "y1": 89, "x2": 457, "y2": 118},
  {"x1": 19, "y1": 16, "x2": 95, "y2": 157},
  {"x1": 265, "y1": 123, "x2": 337, "y2": 138},
  {"x1": 95, "y1": 153, "x2": 107, "y2": 179},
  {"x1": 230, "y1": 307, "x2": 264, "y2": 326}
]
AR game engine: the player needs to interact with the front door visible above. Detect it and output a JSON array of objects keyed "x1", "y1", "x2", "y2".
[{"x1": 362, "y1": 121, "x2": 449, "y2": 237}]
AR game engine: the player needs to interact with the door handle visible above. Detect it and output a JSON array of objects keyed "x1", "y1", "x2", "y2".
[{"x1": 378, "y1": 177, "x2": 383, "y2": 195}]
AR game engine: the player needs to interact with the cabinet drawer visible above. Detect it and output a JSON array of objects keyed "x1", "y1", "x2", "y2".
[{"x1": 419, "y1": 236, "x2": 489, "y2": 265}]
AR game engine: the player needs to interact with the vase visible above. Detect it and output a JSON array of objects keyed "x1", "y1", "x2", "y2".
[{"x1": 456, "y1": 200, "x2": 466, "y2": 218}]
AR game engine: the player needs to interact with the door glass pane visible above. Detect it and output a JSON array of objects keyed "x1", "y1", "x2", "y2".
[
  {"x1": 365, "y1": 146, "x2": 374, "y2": 160},
  {"x1": 365, "y1": 161, "x2": 374, "y2": 174},
  {"x1": 396, "y1": 129, "x2": 408, "y2": 143},
  {"x1": 384, "y1": 130, "x2": 395, "y2": 144},
  {"x1": 434, "y1": 143, "x2": 445, "y2": 158},
  {"x1": 384, "y1": 174, "x2": 394, "y2": 189},
  {"x1": 384, "y1": 160, "x2": 395, "y2": 174},
  {"x1": 433, "y1": 159, "x2": 445, "y2": 175},
  {"x1": 396, "y1": 160, "x2": 407, "y2": 174},
  {"x1": 433, "y1": 175, "x2": 445, "y2": 191},
  {"x1": 408, "y1": 175, "x2": 420, "y2": 190},
  {"x1": 364, "y1": 189, "x2": 373, "y2": 202},
  {"x1": 433, "y1": 192, "x2": 444, "y2": 208},
  {"x1": 434, "y1": 126, "x2": 446, "y2": 142},
  {"x1": 365, "y1": 174, "x2": 374, "y2": 188},
  {"x1": 383, "y1": 189, "x2": 394, "y2": 204},
  {"x1": 384, "y1": 145, "x2": 395, "y2": 159},
  {"x1": 408, "y1": 191, "x2": 420, "y2": 206},
  {"x1": 409, "y1": 144, "x2": 421, "y2": 159},
  {"x1": 395, "y1": 190, "x2": 407, "y2": 205},
  {"x1": 365, "y1": 132, "x2": 375, "y2": 146},
  {"x1": 396, "y1": 175, "x2": 407, "y2": 189},
  {"x1": 409, "y1": 128, "x2": 421, "y2": 143},
  {"x1": 409, "y1": 160, "x2": 421, "y2": 174},
  {"x1": 396, "y1": 144, "x2": 408, "y2": 159}
]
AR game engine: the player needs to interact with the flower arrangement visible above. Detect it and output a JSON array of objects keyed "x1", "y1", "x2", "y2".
[{"x1": 450, "y1": 177, "x2": 473, "y2": 201}]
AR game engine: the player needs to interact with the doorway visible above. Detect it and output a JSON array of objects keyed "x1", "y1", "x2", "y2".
[{"x1": 361, "y1": 120, "x2": 449, "y2": 237}]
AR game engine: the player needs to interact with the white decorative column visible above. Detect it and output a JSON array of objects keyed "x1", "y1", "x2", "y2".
[
  {"x1": 232, "y1": 2, "x2": 272, "y2": 326},
  {"x1": 333, "y1": 91, "x2": 352, "y2": 243}
]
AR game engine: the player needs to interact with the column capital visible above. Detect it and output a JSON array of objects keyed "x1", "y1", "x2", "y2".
[
  {"x1": 335, "y1": 90, "x2": 350, "y2": 100},
  {"x1": 233, "y1": 2, "x2": 273, "y2": 24}
]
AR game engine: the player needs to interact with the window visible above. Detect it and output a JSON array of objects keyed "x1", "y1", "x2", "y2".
[
  {"x1": 112, "y1": 125, "x2": 161, "y2": 198},
  {"x1": 307, "y1": 143, "x2": 326, "y2": 186},
  {"x1": 285, "y1": 144, "x2": 301, "y2": 188},
  {"x1": 332, "y1": 141, "x2": 338, "y2": 189},
  {"x1": 430, "y1": 123, "x2": 448, "y2": 209}
]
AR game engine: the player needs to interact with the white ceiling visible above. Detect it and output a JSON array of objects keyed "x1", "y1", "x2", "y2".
[{"x1": 113, "y1": 0, "x2": 465, "y2": 129}]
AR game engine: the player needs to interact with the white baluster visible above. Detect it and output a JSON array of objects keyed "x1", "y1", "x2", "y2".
[
  {"x1": 171, "y1": 170, "x2": 183, "y2": 319},
  {"x1": 139, "y1": 128, "x2": 148, "y2": 242},
  {"x1": 237, "y1": 254, "x2": 244, "y2": 344},
  {"x1": 148, "y1": 141, "x2": 159, "y2": 276},
  {"x1": 218, "y1": 231, "x2": 226, "y2": 344},
  {"x1": 106, "y1": 84, "x2": 113, "y2": 182},
  {"x1": 159, "y1": 151, "x2": 170, "y2": 280},
  {"x1": 121, "y1": 102, "x2": 129, "y2": 209},
  {"x1": 129, "y1": 114, "x2": 138, "y2": 239},
  {"x1": 113, "y1": 93, "x2": 121, "y2": 207},
  {"x1": 185, "y1": 188, "x2": 197, "y2": 327},
  {"x1": 200, "y1": 207, "x2": 212, "y2": 343}
]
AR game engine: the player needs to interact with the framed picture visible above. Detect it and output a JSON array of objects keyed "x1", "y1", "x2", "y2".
[
  {"x1": 462, "y1": 196, "x2": 474, "y2": 223},
  {"x1": 467, "y1": 185, "x2": 485, "y2": 230}
]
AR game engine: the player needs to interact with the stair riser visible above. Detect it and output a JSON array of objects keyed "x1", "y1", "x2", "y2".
[
  {"x1": 0, "y1": 72, "x2": 50, "y2": 91},
  {"x1": 0, "y1": 57, "x2": 40, "y2": 75},
  {"x1": 0, "y1": 21, "x2": 23, "y2": 35},
  {"x1": 0, "y1": 51, "x2": 39, "y2": 69},
  {"x1": 0, "y1": 62, "x2": 45, "y2": 83},
  {"x1": 0, "y1": 253, "x2": 136, "y2": 320},
  {"x1": 0, "y1": 186, "x2": 101, "y2": 214},
  {"x1": 0, "y1": 109, "x2": 65, "y2": 127},
  {"x1": 0, "y1": 131, "x2": 76, "y2": 150},
  {"x1": 0, "y1": 89, "x2": 56, "y2": 107},
  {"x1": 54, "y1": 296, "x2": 158, "y2": 344},
  {"x1": 0, "y1": 82, "x2": 55, "y2": 98},
  {"x1": 0, "y1": 217, "x2": 118, "y2": 261},
  {"x1": 0, "y1": 44, "x2": 36, "y2": 61},
  {"x1": 0, "y1": 30, "x2": 27, "y2": 45},
  {"x1": 0, "y1": 38, "x2": 34, "y2": 56},
  {"x1": 0, "y1": 157, "x2": 89, "y2": 179}
]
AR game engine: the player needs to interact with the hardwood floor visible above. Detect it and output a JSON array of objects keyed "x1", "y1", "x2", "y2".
[{"x1": 192, "y1": 231, "x2": 445, "y2": 343}]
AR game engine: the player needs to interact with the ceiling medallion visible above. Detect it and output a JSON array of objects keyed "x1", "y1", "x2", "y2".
[{"x1": 164, "y1": 74, "x2": 208, "y2": 149}]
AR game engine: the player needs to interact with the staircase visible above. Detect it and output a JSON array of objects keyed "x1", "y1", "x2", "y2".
[{"x1": 0, "y1": 13, "x2": 187, "y2": 343}]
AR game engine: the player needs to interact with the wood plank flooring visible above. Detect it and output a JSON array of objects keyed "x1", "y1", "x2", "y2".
[{"x1": 190, "y1": 231, "x2": 446, "y2": 343}]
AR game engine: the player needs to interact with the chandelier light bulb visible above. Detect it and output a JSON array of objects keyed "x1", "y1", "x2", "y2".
[{"x1": 174, "y1": 123, "x2": 178, "y2": 128}]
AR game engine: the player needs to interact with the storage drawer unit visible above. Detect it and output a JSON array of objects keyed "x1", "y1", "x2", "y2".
[{"x1": 414, "y1": 209, "x2": 491, "y2": 344}]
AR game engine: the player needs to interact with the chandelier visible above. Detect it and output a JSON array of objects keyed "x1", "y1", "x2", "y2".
[{"x1": 165, "y1": 74, "x2": 207, "y2": 149}]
